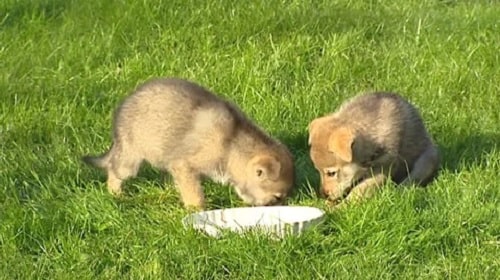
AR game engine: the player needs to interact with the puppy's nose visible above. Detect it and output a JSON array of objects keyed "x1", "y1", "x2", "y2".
[
  {"x1": 274, "y1": 193, "x2": 283, "y2": 200},
  {"x1": 320, "y1": 188, "x2": 330, "y2": 198},
  {"x1": 274, "y1": 194, "x2": 288, "y2": 205},
  {"x1": 265, "y1": 194, "x2": 285, "y2": 206}
]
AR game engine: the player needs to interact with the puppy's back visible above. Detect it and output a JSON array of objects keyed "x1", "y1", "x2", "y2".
[
  {"x1": 114, "y1": 78, "x2": 218, "y2": 131},
  {"x1": 109, "y1": 79, "x2": 234, "y2": 162},
  {"x1": 336, "y1": 92, "x2": 434, "y2": 170}
]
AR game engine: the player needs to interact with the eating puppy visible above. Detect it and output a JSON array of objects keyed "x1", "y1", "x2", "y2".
[
  {"x1": 308, "y1": 92, "x2": 439, "y2": 205},
  {"x1": 83, "y1": 78, "x2": 295, "y2": 209}
]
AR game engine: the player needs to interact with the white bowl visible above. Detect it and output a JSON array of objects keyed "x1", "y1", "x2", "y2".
[{"x1": 182, "y1": 206, "x2": 325, "y2": 238}]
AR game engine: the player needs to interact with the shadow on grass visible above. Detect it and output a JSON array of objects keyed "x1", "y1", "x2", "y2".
[
  {"x1": 1, "y1": 0, "x2": 71, "y2": 28},
  {"x1": 79, "y1": 160, "x2": 172, "y2": 194},
  {"x1": 245, "y1": 3, "x2": 396, "y2": 43},
  {"x1": 276, "y1": 132, "x2": 320, "y2": 198},
  {"x1": 438, "y1": 132, "x2": 499, "y2": 173},
  {"x1": 80, "y1": 160, "x2": 243, "y2": 210}
]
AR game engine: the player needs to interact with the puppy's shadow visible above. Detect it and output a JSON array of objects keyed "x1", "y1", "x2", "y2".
[
  {"x1": 277, "y1": 132, "x2": 320, "y2": 198},
  {"x1": 438, "y1": 131, "x2": 499, "y2": 173}
]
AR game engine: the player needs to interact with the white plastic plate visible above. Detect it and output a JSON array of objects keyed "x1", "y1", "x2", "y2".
[{"x1": 182, "y1": 206, "x2": 325, "y2": 238}]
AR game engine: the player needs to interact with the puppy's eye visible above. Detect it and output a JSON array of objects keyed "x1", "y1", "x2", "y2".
[{"x1": 325, "y1": 170, "x2": 337, "y2": 177}]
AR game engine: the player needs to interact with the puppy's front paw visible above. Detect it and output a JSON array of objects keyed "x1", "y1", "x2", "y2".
[
  {"x1": 184, "y1": 204, "x2": 205, "y2": 212},
  {"x1": 325, "y1": 198, "x2": 348, "y2": 210},
  {"x1": 107, "y1": 186, "x2": 123, "y2": 196}
]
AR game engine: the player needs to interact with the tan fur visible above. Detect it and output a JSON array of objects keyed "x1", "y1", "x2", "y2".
[
  {"x1": 327, "y1": 126, "x2": 354, "y2": 162},
  {"x1": 83, "y1": 78, "x2": 295, "y2": 209},
  {"x1": 308, "y1": 92, "x2": 439, "y2": 204}
]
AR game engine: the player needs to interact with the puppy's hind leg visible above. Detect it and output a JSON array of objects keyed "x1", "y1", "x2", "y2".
[
  {"x1": 106, "y1": 146, "x2": 143, "y2": 195},
  {"x1": 106, "y1": 171, "x2": 125, "y2": 195},
  {"x1": 401, "y1": 145, "x2": 439, "y2": 186}
]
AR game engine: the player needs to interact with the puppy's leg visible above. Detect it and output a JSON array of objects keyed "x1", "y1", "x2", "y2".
[
  {"x1": 170, "y1": 162, "x2": 205, "y2": 209},
  {"x1": 345, "y1": 173, "x2": 388, "y2": 203},
  {"x1": 401, "y1": 145, "x2": 439, "y2": 186},
  {"x1": 107, "y1": 148, "x2": 142, "y2": 195},
  {"x1": 106, "y1": 171, "x2": 124, "y2": 195}
]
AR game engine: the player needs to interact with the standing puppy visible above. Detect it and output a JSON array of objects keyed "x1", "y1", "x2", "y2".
[
  {"x1": 83, "y1": 78, "x2": 295, "y2": 209},
  {"x1": 308, "y1": 92, "x2": 439, "y2": 204}
]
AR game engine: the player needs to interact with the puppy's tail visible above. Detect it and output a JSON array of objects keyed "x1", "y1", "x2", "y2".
[{"x1": 82, "y1": 151, "x2": 111, "y2": 170}]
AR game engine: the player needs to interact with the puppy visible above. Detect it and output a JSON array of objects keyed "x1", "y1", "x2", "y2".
[
  {"x1": 83, "y1": 78, "x2": 295, "y2": 209},
  {"x1": 308, "y1": 92, "x2": 439, "y2": 204}
]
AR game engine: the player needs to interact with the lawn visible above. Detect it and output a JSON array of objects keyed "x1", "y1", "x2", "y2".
[{"x1": 1, "y1": 0, "x2": 499, "y2": 279}]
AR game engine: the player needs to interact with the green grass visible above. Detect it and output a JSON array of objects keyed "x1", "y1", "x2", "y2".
[{"x1": 1, "y1": 0, "x2": 499, "y2": 279}]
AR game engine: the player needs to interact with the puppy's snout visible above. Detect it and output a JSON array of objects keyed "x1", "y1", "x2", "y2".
[
  {"x1": 274, "y1": 193, "x2": 283, "y2": 200},
  {"x1": 264, "y1": 193, "x2": 286, "y2": 206},
  {"x1": 320, "y1": 187, "x2": 330, "y2": 198},
  {"x1": 274, "y1": 193, "x2": 289, "y2": 205}
]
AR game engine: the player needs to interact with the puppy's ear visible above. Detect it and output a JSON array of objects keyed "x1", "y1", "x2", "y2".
[
  {"x1": 307, "y1": 120, "x2": 316, "y2": 145},
  {"x1": 328, "y1": 126, "x2": 355, "y2": 162},
  {"x1": 308, "y1": 117, "x2": 325, "y2": 145},
  {"x1": 248, "y1": 155, "x2": 281, "y2": 181}
]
